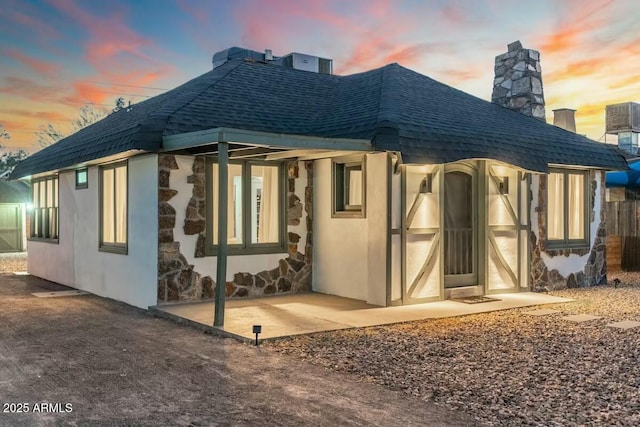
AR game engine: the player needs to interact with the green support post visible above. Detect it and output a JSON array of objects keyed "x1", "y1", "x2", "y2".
[{"x1": 214, "y1": 142, "x2": 229, "y2": 327}]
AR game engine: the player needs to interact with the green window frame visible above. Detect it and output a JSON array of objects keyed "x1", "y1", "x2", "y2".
[
  {"x1": 30, "y1": 175, "x2": 59, "y2": 243},
  {"x1": 545, "y1": 168, "x2": 590, "y2": 249},
  {"x1": 99, "y1": 161, "x2": 128, "y2": 254},
  {"x1": 205, "y1": 158, "x2": 286, "y2": 255},
  {"x1": 75, "y1": 168, "x2": 88, "y2": 189},
  {"x1": 332, "y1": 156, "x2": 366, "y2": 218}
]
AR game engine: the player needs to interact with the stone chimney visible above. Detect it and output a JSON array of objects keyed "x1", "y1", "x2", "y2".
[
  {"x1": 491, "y1": 40, "x2": 545, "y2": 121},
  {"x1": 553, "y1": 108, "x2": 576, "y2": 132}
]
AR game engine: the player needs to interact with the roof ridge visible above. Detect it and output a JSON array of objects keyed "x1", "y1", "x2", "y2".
[
  {"x1": 376, "y1": 63, "x2": 401, "y2": 126},
  {"x1": 138, "y1": 60, "x2": 245, "y2": 148}
]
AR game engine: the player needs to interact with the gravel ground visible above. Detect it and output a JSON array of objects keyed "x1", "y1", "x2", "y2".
[
  {"x1": 0, "y1": 252, "x2": 27, "y2": 273},
  {"x1": 0, "y1": 274, "x2": 472, "y2": 426},
  {"x1": 267, "y1": 272, "x2": 640, "y2": 427}
]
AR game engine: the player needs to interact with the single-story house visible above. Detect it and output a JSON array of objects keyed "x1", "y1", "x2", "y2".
[
  {"x1": 0, "y1": 179, "x2": 29, "y2": 252},
  {"x1": 10, "y1": 42, "x2": 627, "y2": 326}
]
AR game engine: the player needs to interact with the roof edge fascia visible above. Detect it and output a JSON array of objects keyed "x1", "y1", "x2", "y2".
[
  {"x1": 162, "y1": 127, "x2": 373, "y2": 152},
  {"x1": 548, "y1": 162, "x2": 629, "y2": 171},
  {"x1": 17, "y1": 150, "x2": 148, "y2": 181}
]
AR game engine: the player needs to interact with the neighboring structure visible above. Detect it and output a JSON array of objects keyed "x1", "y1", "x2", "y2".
[
  {"x1": 0, "y1": 180, "x2": 29, "y2": 252},
  {"x1": 605, "y1": 102, "x2": 640, "y2": 201},
  {"x1": 10, "y1": 42, "x2": 627, "y2": 322}
]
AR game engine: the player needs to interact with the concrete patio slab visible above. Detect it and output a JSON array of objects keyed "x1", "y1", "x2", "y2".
[
  {"x1": 562, "y1": 314, "x2": 603, "y2": 323},
  {"x1": 151, "y1": 292, "x2": 572, "y2": 341},
  {"x1": 607, "y1": 320, "x2": 640, "y2": 330},
  {"x1": 523, "y1": 309, "x2": 562, "y2": 316}
]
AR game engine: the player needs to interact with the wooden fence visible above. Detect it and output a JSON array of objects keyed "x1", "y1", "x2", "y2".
[{"x1": 606, "y1": 200, "x2": 640, "y2": 271}]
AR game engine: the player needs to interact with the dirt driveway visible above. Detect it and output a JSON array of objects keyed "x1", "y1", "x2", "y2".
[{"x1": 0, "y1": 274, "x2": 474, "y2": 427}]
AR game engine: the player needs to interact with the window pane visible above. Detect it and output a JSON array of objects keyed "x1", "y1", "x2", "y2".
[
  {"x1": 211, "y1": 163, "x2": 243, "y2": 245},
  {"x1": 53, "y1": 178, "x2": 58, "y2": 208},
  {"x1": 568, "y1": 174, "x2": 585, "y2": 240},
  {"x1": 33, "y1": 182, "x2": 39, "y2": 208},
  {"x1": 115, "y1": 166, "x2": 127, "y2": 244},
  {"x1": 77, "y1": 169, "x2": 87, "y2": 187},
  {"x1": 547, "y1": 173, "x2": 564, "y2": 240},
  {"x1": 49, "y1": 207, "x2": 57, "y2": 238},
  {"x1": 346, "y1": 166, "x2": 363, "y2": 206},
  {"x1": 39, "y1": 180, "x2": 46, "y2": 208},
  {"x1": 102, "y1": 168, "x2": 115, "y2": 244},
  {"x1": 46, "y1": 179, "x2": 53, "y2": 208},
  {"x1": 251, "y1": 165, "x2": 279, "y2": 244},
  {"x1": 334, "y1": 163, "x2": 345, "y2": 211}
]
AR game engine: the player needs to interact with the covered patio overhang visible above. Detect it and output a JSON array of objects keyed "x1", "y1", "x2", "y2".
[
  {"x1": 162, "y1": 127, "x2": 374, "y2": 160},
  {"x1": 161, "y1": 127, "x2": 375, "y2": 328},
  {"x1": 149, "y1": 291, "x2": 572, "y2": 341}
]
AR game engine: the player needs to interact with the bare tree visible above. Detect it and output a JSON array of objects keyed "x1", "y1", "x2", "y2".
[
  {"x1": 36, "y1": 123, "x2": 67, "y2": 148},
  {"x1": 113, "y1": 97, "x2": 126, "y2": 113},
  {"x1": 0, "y1": 124, "x2": 30, "y2": 178},
  {"x1": 36, "y1": 103, "x2": 108, "y2": 148},
  {"x1": 0, "y1": 124, "x2": 9, "y2": 140}
]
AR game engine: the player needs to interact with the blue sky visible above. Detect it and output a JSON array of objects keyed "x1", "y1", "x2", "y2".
[{"x1": 1, "y1": 0, "x2": 638, "y2": 151}]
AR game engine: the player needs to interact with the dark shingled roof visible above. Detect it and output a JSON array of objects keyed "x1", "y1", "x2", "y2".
[{"x1": 11, "y1": 59, "x2": 627, "y2": 178}]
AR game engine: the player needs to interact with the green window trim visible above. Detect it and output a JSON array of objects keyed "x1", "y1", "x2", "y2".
[
  {"x1": 99, "y1": 161, "x2": 128, "y2": 255},
  {"x1": 545, "y1": 168, "x2": 590, "y2": 249},
  {"x1": 205, "y1": 157, "x2": 287, "y2": 256},
  {"x1": 75, "y1": 168, "x2": 88, "y2": 189},
  {"x1": 332, "y1": 156, "x2": 366, "y2": 218},
  {"x1": 29, "y1": 175, "x2": 59, "y2": 243}
]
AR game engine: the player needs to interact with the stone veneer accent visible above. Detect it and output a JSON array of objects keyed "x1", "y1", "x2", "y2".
[
  {"x1": 157, "y1": 154, "x2": 312, "y2": 303},
  {"x1": 491, "y1": 40, "x2": 546, "y2": 121},
  {"x1": 531, "y1": 172, "x2": 607, "y2": 291}
]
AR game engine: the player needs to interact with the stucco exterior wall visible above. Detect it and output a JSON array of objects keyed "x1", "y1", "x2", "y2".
[
  {"x1": 28, "y1": 154, "x2": 159, "y2": 308},
  {"x1": 313, "y1": 153, "x2": 388, "y2": 306},
  {"x1": 530, "y1": 170, "x2": 607, "y2": 290}
]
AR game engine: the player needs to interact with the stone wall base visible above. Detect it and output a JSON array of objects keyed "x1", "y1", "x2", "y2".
[{"x1": 530, "y1": 172, "x2": 607, "y2": 291}]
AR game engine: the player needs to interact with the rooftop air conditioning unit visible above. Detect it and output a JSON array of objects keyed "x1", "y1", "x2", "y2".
[
  {"x1": 279, "y1": 53, "x2": 333, "y2": 75},
  {"x1": 606, "y1": 102, "x2": 640, "y2": 134}
]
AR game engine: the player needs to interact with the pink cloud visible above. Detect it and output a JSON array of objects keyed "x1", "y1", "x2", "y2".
[
  {"x1": 0, "y1": 108, "x2": 68, "y2": 122},
  {"x1": 175, "y1": 0, "x2": 209, "y2": 25},
  {"x1": 0, "y1": 3, "x2": 62, "y2": 41},
  {"x1": 536, "y1": 0, "x2": 612, "y2": 55},
  {"x1": 3, "y1": 49, "x2": 61, "y2": 76},
  {"x1": 43, "y1": 0, "x2": 174, "y2": 108},
  {"x1": 0, "y1": 76, "x2": 62, "y2": 101}
]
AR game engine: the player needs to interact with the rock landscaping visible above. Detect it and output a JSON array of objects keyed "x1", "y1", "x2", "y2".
[
  {"x1": 267, "y1": 271, "x2": 640, "y2": 426},
  {"x1": 0, "y1": 252, "x2": 27, "y2": 273}
]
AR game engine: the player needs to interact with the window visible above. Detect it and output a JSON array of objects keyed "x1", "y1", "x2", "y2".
[
  {"x1": 100, "y1": 162, "x2": 127, "y2": 253},
  {"x1": 75, "y1": 168, "x2": 88, "y2": 189},
  {"x1": 206, "y1": 159, "x2": 285, "y2": 254},
  {"x1": 332, "y1": 157, "x2": 365, "y2": 217},
  {"x1": 30, "y1": 176, "x2": 58, "y2": 242},
  {"x1": 546, "y1": 169, "x2": 589, "y2": 248}
]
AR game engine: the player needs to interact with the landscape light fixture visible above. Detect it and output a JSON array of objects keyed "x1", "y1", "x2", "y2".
[{"x1": 253, "y1": 324, "x2": 262, "y2": 346}]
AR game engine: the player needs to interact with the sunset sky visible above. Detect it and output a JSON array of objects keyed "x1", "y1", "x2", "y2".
[{"x1": 0, "y1": 0, "x2": 638, "y2": 153}]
